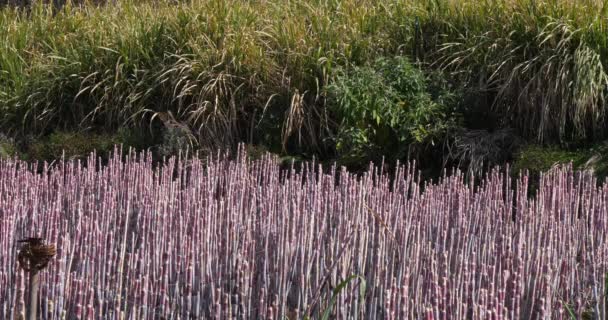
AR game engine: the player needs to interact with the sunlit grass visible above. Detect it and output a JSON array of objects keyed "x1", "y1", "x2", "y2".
[{"x1": 0, "y1": 0, "x2": 607, "y2": 150}]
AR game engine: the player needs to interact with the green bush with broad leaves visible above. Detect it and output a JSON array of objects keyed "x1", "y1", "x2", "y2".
[{"x1": 326, "y1": 56, "x2": 461, "y2": 165}]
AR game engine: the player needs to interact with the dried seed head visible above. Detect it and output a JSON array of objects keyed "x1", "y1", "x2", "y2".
[{"x1": 17, "y1": 237, "x2": 56, "y2": 272}]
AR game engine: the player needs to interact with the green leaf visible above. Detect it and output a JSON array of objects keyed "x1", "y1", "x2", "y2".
[
  {"x1": 563, "y1": 302, "x2": 577, "y2": 320},
  {"x1": 319, "y1": 275, "x2": 366, "y2": 320}
]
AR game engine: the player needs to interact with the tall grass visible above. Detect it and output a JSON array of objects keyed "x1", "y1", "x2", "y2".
[
  {"x1": 0, "y1": 0, "x2": 410, "y2": 153},
  {"x1": 427, "y1": 0, "x2": 608, "y2": 143},
  {"x1": 0, "y1": 147, "x2": 607, "y2": 318},
  {"x1": 1, "y1": 0, "x2": 608, "y2": 153}
]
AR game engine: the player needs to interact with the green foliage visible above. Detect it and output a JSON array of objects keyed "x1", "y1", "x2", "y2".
[{"x1": 327, "y1": 56, "x2": 461, "y2": 165}]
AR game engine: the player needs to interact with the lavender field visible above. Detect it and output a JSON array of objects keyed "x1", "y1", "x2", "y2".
[{"x1": 0, "y1": 148, "x2": 607, "y2": 319}]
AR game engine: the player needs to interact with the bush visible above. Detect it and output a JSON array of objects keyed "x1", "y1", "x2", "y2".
[{"x1": 326, "y1": 56, "x2": 461, "y2": 165}]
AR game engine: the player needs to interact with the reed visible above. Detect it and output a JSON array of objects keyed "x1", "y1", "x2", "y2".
[
  {"x1": 0, "y1": 147, "x2": 606, "y2": 318},
  {"x1": 1, "y1": 0, "x2": 607, "y2": 153}
]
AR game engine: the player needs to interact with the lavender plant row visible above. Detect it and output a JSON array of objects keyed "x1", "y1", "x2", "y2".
[{"x1": 0, "y1": 149, "x2": 607, "y2": 319}]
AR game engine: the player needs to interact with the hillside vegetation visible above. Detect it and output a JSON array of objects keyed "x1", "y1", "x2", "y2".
[{"x1": 1, "y1": 0, "x2": 608, "y2": 174}]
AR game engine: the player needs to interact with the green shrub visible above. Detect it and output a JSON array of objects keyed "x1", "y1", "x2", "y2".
[{"x1": 326, "y1": 56, "x2": 461, "y2": 165}]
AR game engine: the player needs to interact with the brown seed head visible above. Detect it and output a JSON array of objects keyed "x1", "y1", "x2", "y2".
[{"x1": 17, "y1": 237, "x2": 56, "y2": 272}]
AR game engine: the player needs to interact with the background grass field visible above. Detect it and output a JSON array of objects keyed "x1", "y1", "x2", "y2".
[{"x1": 1, "y1": 0, "x2": 608, "y2": 176}]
